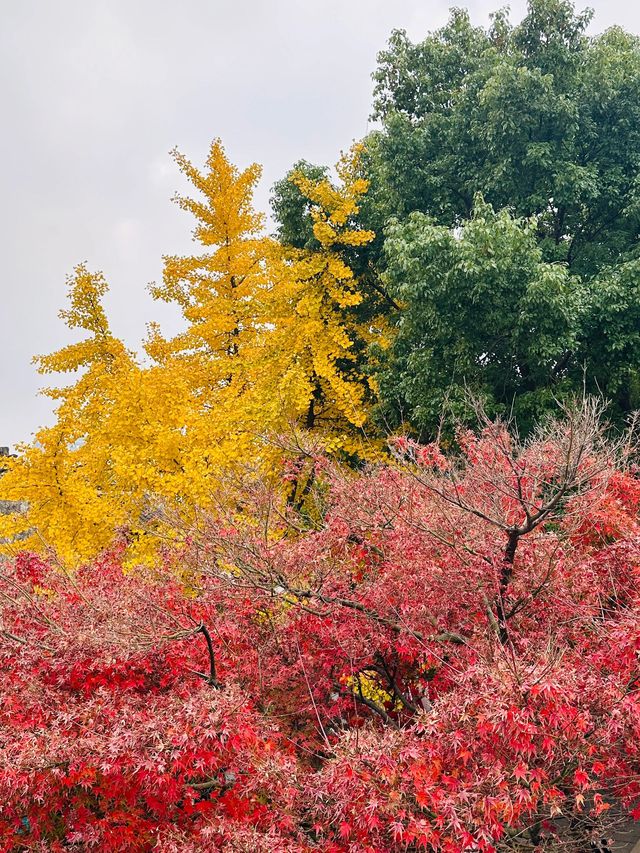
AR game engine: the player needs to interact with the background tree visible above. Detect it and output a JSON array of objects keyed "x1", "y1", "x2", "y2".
[
  {"x1": 375, "y1": 199, "x2": 586, "y2": 436},
  {"x1": 271, "y1": 0, "x2": 640, "y2": 435},
  {"x1": 369, "y1": 0, "x2": 640, "y2": 274},
  {"x1": 366, "y1": 0, "x2": 640, "y2": 433}
]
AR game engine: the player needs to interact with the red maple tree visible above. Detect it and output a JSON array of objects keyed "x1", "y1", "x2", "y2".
[{"x1": 1, "y1": 402, "x2": 639, "y2": 851}]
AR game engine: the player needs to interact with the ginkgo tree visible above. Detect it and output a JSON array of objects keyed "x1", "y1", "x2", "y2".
[
  {"x1": 279, "y1": 147, "x2": 380, "y2": 441},
  {"x1": 142, "y1": 139, "x2": 287, "y2": 516},
  {"x1": 0, "y1": 140, "x2": 385, "y2": 565},
  {"x1": 0, "y1": 265, "x2": 141, "y2": 562},
  {"x1": 148, "y1": 141, "x2": 383, "y2": 448}
]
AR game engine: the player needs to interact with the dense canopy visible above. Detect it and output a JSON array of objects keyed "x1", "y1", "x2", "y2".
[{"x1": 1, "y1": 1, "x2": 639, "y2": 850}]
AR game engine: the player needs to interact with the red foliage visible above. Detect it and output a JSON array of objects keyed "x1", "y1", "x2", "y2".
[{"x1": 1, "y1": 412, "x2": 639, "y2": 851}]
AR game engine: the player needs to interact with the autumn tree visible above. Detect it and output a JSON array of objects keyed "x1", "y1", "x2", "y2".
[
  {"x1": 2, "y1": 402, "x2": 639, "y2": 850},
  {"x1": 272, "y1": 149, "x2": 385, "y2": 449},
  {"x1": 146, "y1": 140, "x2": 385, "y2": 501},
  {"x1": 0, "y1": 141, "x2": 386, "y2": 564},
  {"x1": 140, "y1": 139, "x2": 289, "y2": 515},
  {"x1": 0, "y1": 266, "x2": 142, "y2": 563}
]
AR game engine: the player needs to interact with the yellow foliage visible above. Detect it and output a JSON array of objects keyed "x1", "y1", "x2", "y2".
[
  {"x1": 344, "y1": 670, "x2": 403, "y2": 712},
  {"x1": 0, "y1": 140, "x2": 387, "y2": 566},
  {"x1": 279, "y1": 146, "x2": 379, "y2": 437}
]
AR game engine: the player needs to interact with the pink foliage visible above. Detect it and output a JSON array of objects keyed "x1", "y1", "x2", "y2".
[{"x1": 1, "y1": 413, "x2": 639, "y2": 850}]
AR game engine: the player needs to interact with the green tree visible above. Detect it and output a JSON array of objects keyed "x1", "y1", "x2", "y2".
[
  {"x1": 269, "y1": 0, "x2": 640, "y2": 435},
  {"x1": 369, "y1": 0, "x2": 640, "y2": 276},
  {"x1": 376, "y1": 200, "x2": 585, "y2": 436},
  {"x1": 366, "y1": 0, "x2": 640, "y2": 434}
]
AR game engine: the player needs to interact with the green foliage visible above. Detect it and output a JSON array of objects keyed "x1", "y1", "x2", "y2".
[
  {"x1": 376, "y1": 199, "x2": 585, "y2": 435},
  {"x1": 583, "y1": 258, "x2": 640, "y2": 414},
  {"x1": 369, "y1": 0, "x2": 640, "y2": 277},
  {"x1": 269, "y1": 0, "x2": 640, "y2": 437},
  {"x1": 365, "y1": 0, "x2": 640, "y2": 435}
]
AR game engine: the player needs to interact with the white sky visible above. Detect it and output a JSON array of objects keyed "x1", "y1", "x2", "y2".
[{"x1": 1, "y1": 0, "x2": 639, "y2": 448}]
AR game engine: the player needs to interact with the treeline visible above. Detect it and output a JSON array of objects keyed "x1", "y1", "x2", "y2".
[
  {"x1": 1, "y1": 0, "x2": 639, "y2": 565},
  {"x1": 274, "y1": 0, "x2": 640, "y2": 436}
]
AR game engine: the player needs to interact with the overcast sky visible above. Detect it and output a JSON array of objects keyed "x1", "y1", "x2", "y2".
[{"x1": 1, "y1": 0, "x2": 639, "y2": 448}]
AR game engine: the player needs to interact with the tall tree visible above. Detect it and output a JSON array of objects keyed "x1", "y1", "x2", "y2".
[
  {"x1": 360, "y1": 0, "x2": 640, "y2": 434},
  {"x1": 144, "y1": 139, "x2": 284, "y2": 505}
]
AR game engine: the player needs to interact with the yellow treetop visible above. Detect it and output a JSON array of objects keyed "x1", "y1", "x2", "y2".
[
  {"x1": 0, "y1": 141, "x2": 386, "y2": 567},
  {"x1": 275, "y1": 146, "x2": 379, "y2": 451},
  {"x1": 144, "y1": 140, "x2": 286, "y2": 495}
]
